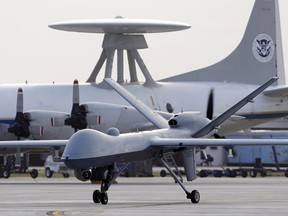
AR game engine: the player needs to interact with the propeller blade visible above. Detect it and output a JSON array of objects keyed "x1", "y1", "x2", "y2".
[
  {"x1": 71, "y1": 79, "x2": 80, "y2": 114},
  {"x1": 15, "y1": 88, "x2": 24, "y2": 122},
  {"x1": 206, "y1": 88, "x2": 214, "y2": 120},
  {"x1": 8, "y1": 88, "x2": 30, "y2": 139},
  {"x1": 64, "y1": 79, "x2": 87, "y2": 131}
]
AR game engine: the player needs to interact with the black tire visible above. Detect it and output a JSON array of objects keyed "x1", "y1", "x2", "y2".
[
  {"x1": 3, "y1": 169, "x2": 10, "y2": 179},
  {"x1": 260, "y1": 170, "x2": 267, "y2": 177},
  {"x1": 225, "y1": 169, "x2": 236, "y2": 177},
  {"x1": 224, "y1": 168, "x2": 231, "y2": 177},
  {"x1": 190, "y1": 190, "x2": 200, "y2": 204},
  {"x1": 93, "y1": 190, "x2": 101, "y2": 203},
  {"x1": 100, "y1": 192, "x2": 108, "y2": 205},
  {"x1": 213, "y1": 170, "x2": 223, "y2": 178},
  {"x1": 241, "y1": 170, "x2": 248, "y2": 178},
  {"x1": 285, "y1": 169, "x2": 288, "y2": 177},
  {"x1": 63, "y1": 173, "x2": 69, "y2": 178},
  {"x1": 198, "y1": 170, "x2": 208, "y2": 178},
  {"x1": 45, "y1": 168, "x2": 53, "y2": 178},
  {"x1": 30, "y1": 169, "x2": 38, "y2": 179},
  {"x1": 229, "y1": 170, "x2": 237, "y2": 178},
  {"x1": 250, "y1": 169, "x2": 257, "y2": 178},
  {"x1": 160, "y1": 170, "x2": 166, "y2": 177}
]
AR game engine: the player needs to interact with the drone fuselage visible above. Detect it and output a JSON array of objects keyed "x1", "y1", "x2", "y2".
[{"x1": 62, "y1": 112, "x2": 209, "y2": 170}]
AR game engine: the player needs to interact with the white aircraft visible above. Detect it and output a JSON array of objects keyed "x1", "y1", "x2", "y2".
[
  {"x1": 1, "y1": 76, "x2": 287, "y2": 204},
  {"x1": 0, "y1": 0, "x2": 286, "y2": 170}
]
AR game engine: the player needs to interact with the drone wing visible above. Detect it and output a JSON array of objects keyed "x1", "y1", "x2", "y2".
[
  {"x1": 0, "y1": 140, "x2": 67, "y2": 149},
  {"x1": 151, "y1": 137, "x2": 288, "y2": 149},
  {"x1": 104, "y1": 78, "x2": 169, "y2": 129}
]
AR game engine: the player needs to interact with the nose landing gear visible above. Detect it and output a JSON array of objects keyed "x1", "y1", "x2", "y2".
[
  {"x1": 93, "y1": 190, "x2": 108, "y2": 205},
  {"x1": 91, "y1": 163, "x2": 130, "y2": 205}
]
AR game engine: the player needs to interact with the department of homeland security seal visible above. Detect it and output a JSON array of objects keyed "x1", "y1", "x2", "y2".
[{"x1": 252, "y1": 33, "x2": 275, "y2": 63}]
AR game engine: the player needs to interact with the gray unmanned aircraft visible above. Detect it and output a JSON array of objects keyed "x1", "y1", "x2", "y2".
[{"x1": 60, "y1": 76, "x2": 288, "y2": 204}]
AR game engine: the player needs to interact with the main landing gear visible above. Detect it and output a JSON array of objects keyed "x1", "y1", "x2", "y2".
[
  {"x1": 91, "y1": 157, "x2": 200, "y2": 204},
  {"x1": 92, "y1": 163, "x2": 130, "y2": 205},
  {"x1": 160, "y1": 158, "x2": 200, "y2": 204}
]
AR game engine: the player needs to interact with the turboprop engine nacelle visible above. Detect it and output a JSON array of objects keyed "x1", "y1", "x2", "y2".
[
  {"x1": 52, "y1": 102, "x2": 151, "y2": 132},
  {"x1": 26, "y1": 110, "x2": 75, "y2": 138},
  {"x1": 11, "y1": 110, "x2": 65, "y2": 138}
]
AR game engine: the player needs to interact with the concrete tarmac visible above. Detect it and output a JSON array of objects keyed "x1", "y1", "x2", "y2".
[{"x1": 0, "y1": 176, "x2": 288, "y2": 216}]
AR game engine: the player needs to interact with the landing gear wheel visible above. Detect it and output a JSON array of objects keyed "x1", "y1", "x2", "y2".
[
  {"x1": 100, "y1": 192, "x2": 108, "y2": 205},
  {"x1": 188, "y1": 190, "x2": 200, "y2": 204},
  {"x1": 93, "y1": 190, "x2": 101, "y2": 203}
]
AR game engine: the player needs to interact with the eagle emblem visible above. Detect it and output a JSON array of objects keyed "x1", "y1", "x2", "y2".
[{"x1": 252, "y1": 34, "x2": 274, "y2": 63}]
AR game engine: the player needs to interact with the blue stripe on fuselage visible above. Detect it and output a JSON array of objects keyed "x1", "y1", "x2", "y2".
[
  {"x1": 240, "y1": 112, "x2": 288, "y2": 119},
  {"x1": 0, "y1": 119, "x2": 15, "y2": 124}
]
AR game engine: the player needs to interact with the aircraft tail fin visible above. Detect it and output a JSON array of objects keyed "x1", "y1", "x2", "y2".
[{"x1": 161, "y1": 0, "x2": 285, "y2": 86}]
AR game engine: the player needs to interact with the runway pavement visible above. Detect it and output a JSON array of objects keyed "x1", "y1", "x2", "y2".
[{"x1": 0, "y1": 176, "x2": 288, "y2": 216}]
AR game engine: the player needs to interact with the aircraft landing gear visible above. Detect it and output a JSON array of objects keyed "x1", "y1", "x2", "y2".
[
  {"x1": 92, "y1": 163, "x2": 130, "y2": 205},
  {"x1": 160, "y1": 158, "x2": 200, "y2": 204},
  {"x1": 93, "y1": 190, "x2": 108, "y2": 205},
  {"x1": 187, "y1": 190, "x2": 200, "y2": 203}
]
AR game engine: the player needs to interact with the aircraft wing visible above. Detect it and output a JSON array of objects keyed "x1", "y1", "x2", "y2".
[
  {"x1": 151, "y1": 138, "x2": 288, "y2": 149},
  {"x1": 104, "y1": 78, "x2": 169, "y2": 129},
  {"x1": 263, "y1": 85, "x2": 288, "y2": 97},
  {"x1": 0, "y1": 140, "x2": 67, "y2": 148},
  {"x1": 192, "y1": 77, "x2": 278, "y2": 138}
]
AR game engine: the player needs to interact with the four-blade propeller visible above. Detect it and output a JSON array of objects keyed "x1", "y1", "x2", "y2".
[
  {"x1": 7, "y1": 88, "x2": 30, "y2": 139},
  {"x1": 7, "y1": 88, "x2": 44, "y2": 140},
  {"x1": 64, "y1": 80, "x2": 88, "y2": 132}
]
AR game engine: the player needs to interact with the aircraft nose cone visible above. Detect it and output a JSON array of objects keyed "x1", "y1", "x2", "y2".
[{"x1": 62, "y1": 129, "x2": 102, "y2": 169}]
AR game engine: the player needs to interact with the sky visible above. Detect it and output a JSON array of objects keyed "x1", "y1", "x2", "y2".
[{"x1": 0, "y1": 0, "x2": 287, "y2": 84}]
